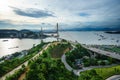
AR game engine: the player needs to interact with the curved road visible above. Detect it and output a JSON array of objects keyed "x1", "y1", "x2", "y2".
[
  {"x1": 0, "y1": 43, "x2": 51, "y2": 80},
  {"x1": 69, "y1": 40, "x2": 120, "y2": 60},
  {"x1": 106, "y1": 75, "x2": 120, "y2": 80},
  {"x1": 59, "y1": 38, "x2": 120, "y2": 60},
  {"x1": 61, "y1": 40, "x2": 120, "y2": 76},
  {"x1": 60, "y1": 38, "x2": 120, "y2": 78},
  {"x1": 61, "y1": 54, "x2": 118, "y2": 76}
]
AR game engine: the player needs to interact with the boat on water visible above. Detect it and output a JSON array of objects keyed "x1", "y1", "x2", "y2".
[
  {"x1": 2, "y1": 40, "x2": 8, "y2": 42},
  {"x1": 8, "y1": 46, "x2": 19, "y2": 49},
  {"x1": 15, "y1": 46, "x2": 19, "y2": 48},
  {"x1": 98, "y1": 39, "x2": 101, "y2": 41},
  {"x1": 116, "y1": 40, "x2": 119, "y2": 43}
]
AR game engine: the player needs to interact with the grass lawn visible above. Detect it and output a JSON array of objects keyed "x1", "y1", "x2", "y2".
[
  {"x1": 47, "y1": 42, "x2": 71, "y2": 58},
  {"x1": 80, "y1": 65, "x2": 120, "y2": 80},
  {"x1": 95, "y1": 65, "x2": 120, "y2": 79}
]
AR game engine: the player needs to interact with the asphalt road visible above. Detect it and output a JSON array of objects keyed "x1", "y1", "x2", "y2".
[
  {"x1": 106, "y1": 75, "x2": 120, "y2": 80},
  {"x1": 83, "y1": 45, "x2": 120, "y2": 60},
  {"x1": 61, "y1": 40, "x2": 120, "y2": 76}
]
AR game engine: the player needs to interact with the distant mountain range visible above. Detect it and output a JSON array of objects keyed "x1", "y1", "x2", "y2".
[
  {"x1": 105, "y1": 31, "x2": 120, "y2": 34},
  {"x1": 21, "y1": 27, "x2": 120, "y2": 32},
  {"x1": 62, "y1": 27, "x2": 120, "y2": 31},
  {"x1": 0, "y1": 27, "x2": 120, "y2": 32}
]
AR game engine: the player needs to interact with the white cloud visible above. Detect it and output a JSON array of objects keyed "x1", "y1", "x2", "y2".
[{"x1": 0, "y1": 0, "x2": 120, "y2": 29}]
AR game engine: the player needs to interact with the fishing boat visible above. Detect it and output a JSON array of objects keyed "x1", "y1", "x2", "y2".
[
  {"x1": 8, "y1": 46, "x2": 19, "y2": 49},
  {"x1": 2, "y1": 40, "x2": 8, "y2": 42}
]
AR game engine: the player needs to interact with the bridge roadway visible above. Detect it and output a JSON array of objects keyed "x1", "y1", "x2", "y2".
[
  {"x1": 83, "y1": 45, "x2": 120, "y2": 60},
  {"x1": 58, "y1": 38, "x2": 120, "y2": 60}
]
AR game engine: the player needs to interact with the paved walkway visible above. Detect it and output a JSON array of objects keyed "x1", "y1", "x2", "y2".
[
  {"x1": 61, "y1": 54, "x2": 118, "y2": 76},
  {"x1": 106, "y1": 75, "x2": 120, "y2": 80},
  {"x1": 0, "y1": 43, "x2": 51, "y2": 80},
  {"x1": 60, "y1": 38, "x2": 120, "y2": 79},
  {"x1": 61, "y1": 41, "x2": 119, "y2": 76}
]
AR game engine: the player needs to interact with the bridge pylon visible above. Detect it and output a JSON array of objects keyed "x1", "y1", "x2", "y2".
[{"x1": 56, "y1": 23, "x2": 59, "y2": 41}]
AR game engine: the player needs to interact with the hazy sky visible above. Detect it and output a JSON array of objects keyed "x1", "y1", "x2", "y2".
[{"x1": 0, "y1": 0, "x2": 120, "y2": 30}]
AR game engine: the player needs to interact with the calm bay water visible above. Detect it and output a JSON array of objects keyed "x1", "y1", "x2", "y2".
[
  {"x1": 0, "y1": 37, "x2": 57, "y2": 58},
  {"x1": 0, "y1": 31, "x2": 120, "y2": 57},
  {"x1": 60, "y1": 31, "x2": 120, "y2": 45}
]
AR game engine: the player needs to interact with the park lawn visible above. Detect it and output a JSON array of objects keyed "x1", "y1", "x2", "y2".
[
  {"x1": 95, "y1": 65, "x2": 120, "y2": 79},
  {"x1": 80, "y1": 65, "x2": 120, "y2": 80}
]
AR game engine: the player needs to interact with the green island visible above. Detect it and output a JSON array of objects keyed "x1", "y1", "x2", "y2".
[{"x1": 1, "y1": 40, "x2": 120, "y2": 80}]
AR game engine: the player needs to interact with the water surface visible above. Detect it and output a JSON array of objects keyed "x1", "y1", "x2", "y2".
[{"x1": 0, "y1": 31, "x2": 120, "y2": 57}]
